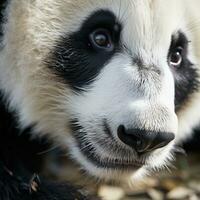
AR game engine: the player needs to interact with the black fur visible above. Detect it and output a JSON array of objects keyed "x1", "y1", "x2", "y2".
[
  {"x1": 47, "y1": 10, "x2": 121, "y2": 92},
  {"x1": 184, "y1": 128, "x2": 200, "y2": 151},
  {"x1": 0, "y1": 93, "x2": 96, "y2": 200},
  {"x1": 0, "y1": 170, "x2": 91, "y2": 200}
]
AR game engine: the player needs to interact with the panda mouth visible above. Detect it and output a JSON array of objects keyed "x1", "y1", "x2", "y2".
[
  {"x1": 77, "y1": 142, "x2": 145, "y2": 170},
  {"x1": 71, "y1": 119, "x2": 146, "y2": 170}
]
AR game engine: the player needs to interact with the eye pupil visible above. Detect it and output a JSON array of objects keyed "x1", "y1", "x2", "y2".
[
  {"x1": 90, "y1": 29, "x2": 113, "y2": 51},
  {"x1": 94, "y1": 33, "x2": 109, "y2": 47},
  {"x1": 169, "y1": 48, "x2": 183, "y2": 67},
  {"x1": 171, "y1": 52, "x2": 181, "y2": 63}
]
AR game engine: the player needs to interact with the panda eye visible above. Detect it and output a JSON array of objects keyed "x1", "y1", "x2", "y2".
[
  {"x1": 169, "y1": 47, "x2": 183, "y2": 67},
  {"x1": 89, "y1": 29, "x2": 114, "y2": 51}
]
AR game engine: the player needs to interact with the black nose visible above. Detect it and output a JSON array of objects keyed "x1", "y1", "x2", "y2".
[{"x1": 117, "y1": 125, "x2": 175, "y2": 154}]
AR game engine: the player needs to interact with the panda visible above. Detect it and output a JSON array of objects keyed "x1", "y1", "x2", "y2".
[{"x1": 0, "y1": 0, "x2": 200, "y2": 199}]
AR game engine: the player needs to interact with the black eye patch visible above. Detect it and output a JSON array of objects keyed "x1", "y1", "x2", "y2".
[
  {"x1": 168, "y1": 32, "x2": 189, "y2": 59},
  {"x1": 168, "y1": 31, "x2": 199, "y2": 111},
  {"x1": 47, "y1": 10, "x2": 121, "y2": 92}
]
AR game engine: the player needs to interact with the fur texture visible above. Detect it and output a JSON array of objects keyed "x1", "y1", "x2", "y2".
[{"x1": 1, "y1": 0, "x2": 200, "y2": 194}]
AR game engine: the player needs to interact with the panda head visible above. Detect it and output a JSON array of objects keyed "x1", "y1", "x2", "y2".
[{"x1": 1, "y1": 0, "x2": 200, "y2": 181}]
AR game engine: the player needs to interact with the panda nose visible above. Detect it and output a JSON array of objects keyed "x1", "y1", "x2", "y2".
[{"x1": 117, "y1": 125, "x2": 175, "y2": 154}]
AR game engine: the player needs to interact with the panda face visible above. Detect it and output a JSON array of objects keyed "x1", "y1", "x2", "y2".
[{"x1": 1, "y1": 0, "x2": 200, "y2": 181}]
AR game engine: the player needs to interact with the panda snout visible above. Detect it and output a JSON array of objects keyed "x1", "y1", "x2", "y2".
[{"x1": 117, "y1": 125, "x2": 175, "y2": 154}]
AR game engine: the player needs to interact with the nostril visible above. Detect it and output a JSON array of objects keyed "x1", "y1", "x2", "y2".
[
  {"x1": 117, "y1": 125, "x2": 175, "y2": 153},
  {"x1": 117, "y1": 125, "x2": 145, "y2": 152},
  {"x1": 151, "y1": 132, "x2": 175, "y2": 150}
]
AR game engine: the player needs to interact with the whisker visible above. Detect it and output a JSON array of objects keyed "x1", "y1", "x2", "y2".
[{"x1": 37, "y1": 144, "x2": 60, "y2": 155}]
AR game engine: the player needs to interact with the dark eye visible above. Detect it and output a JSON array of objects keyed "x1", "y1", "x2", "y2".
[
  {"x1": 89, "y1": 29, "x2": 114, "y2": 51},
  {"x1": 169, "y1": 47, "x2": 183, "y2": 67}
]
